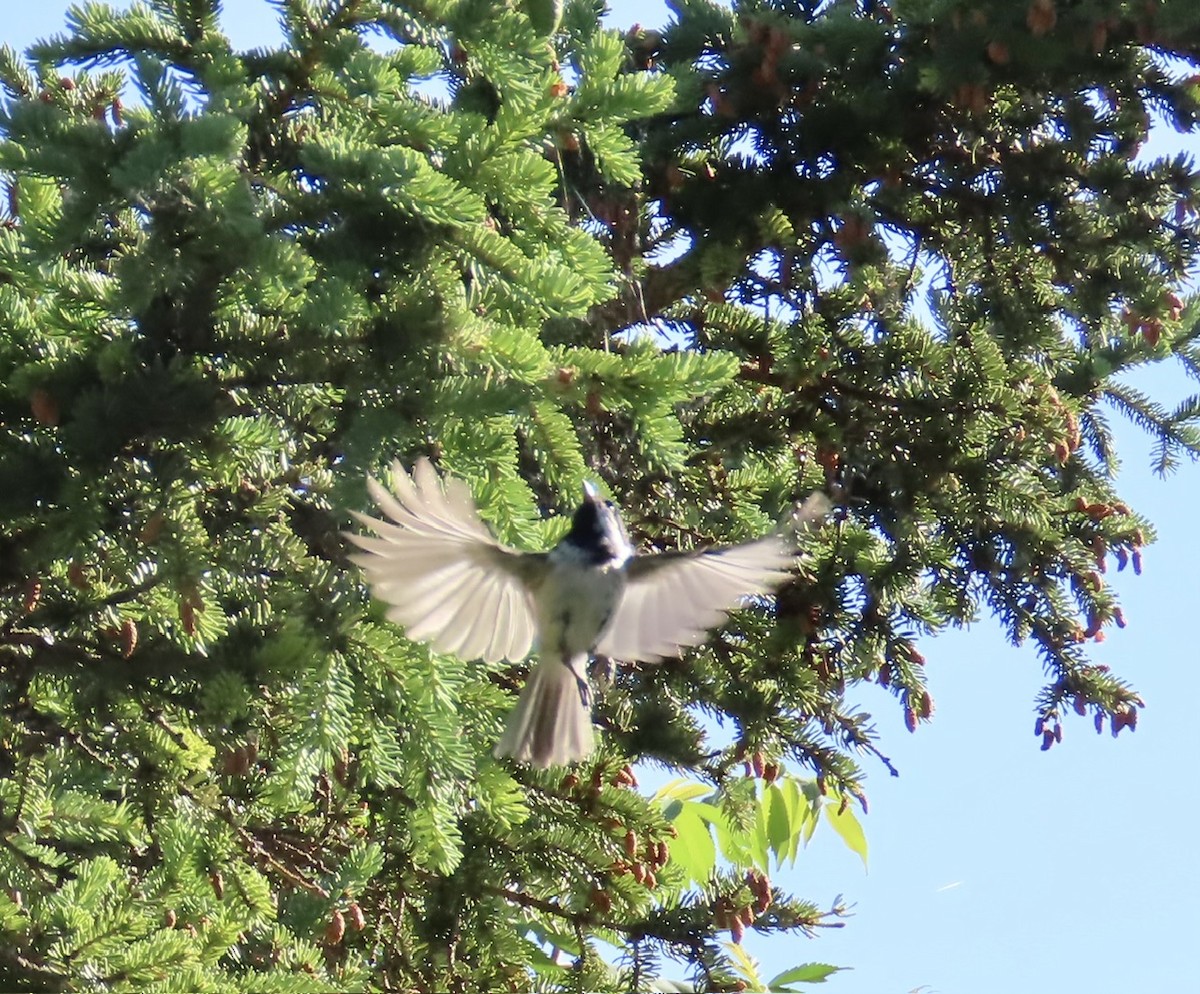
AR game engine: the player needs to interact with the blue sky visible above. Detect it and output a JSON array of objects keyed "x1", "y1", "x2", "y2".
[{"x1": 5, "y1": 3, "x2": 1198, "y2": 992}]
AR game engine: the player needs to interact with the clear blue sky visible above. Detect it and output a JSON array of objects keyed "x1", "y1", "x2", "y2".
[{"x1": 6, "y1": 4, "x2": 1198, "y2": 992}]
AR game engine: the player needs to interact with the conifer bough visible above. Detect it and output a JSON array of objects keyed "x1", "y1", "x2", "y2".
[{"x1": 0, "y1": 0, "x2": 1197, "y2": 991}]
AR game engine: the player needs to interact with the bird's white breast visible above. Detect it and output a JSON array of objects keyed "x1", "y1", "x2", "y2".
[{"x1": 535, "y1": 546, "x2": 627, "y2": 658}]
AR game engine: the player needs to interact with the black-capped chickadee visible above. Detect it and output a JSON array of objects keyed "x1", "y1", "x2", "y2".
[{"x1": 347, "y1": 459, "x2": 828, "y2": 768}]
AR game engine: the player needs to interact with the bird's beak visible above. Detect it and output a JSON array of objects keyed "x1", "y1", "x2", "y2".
[{"x1": 582, "y1": 480, "x2": 600, "y2": 502}]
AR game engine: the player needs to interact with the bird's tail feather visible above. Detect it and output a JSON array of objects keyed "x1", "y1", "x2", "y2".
[{"x1": 494, "y1": 655, "x2": 593, "y2": 768}]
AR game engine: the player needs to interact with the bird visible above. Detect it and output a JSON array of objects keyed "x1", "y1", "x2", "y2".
[{"x1": 345, "y1": 458, "x2": 828, "y2": 768}]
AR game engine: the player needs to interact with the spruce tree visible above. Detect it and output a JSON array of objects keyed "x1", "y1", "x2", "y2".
[{"x1": 0, "y1": 1, "x2": 1197, "y2": 991}]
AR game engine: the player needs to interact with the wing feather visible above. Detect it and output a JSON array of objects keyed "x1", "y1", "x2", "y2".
[
  {"x1": 345, "y1": 458, "x2": 541, "y2": 663},
  {"x1": 455, "y1": 576, "x2": 498, "y2": 661},
  {"x1": 491, "y1": 580, "x2": 533, "y2": 663},
  {"x1": 460, "y1": 577, "x2": 497, "y2": 662},
  {"x1": 596, "y1": 517, "x2": 815, "y2": 663}
]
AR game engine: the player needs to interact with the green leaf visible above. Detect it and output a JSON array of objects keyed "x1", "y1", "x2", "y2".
[
  {"x1": 666, "y1": 804, "x2": 717, "y2": 885},
  {"x1": 823, "y1": 799, "x2": 869, "y2": 870},
  {"x1": 654, "y1": 778, "x2": 715, "y2": 803},
  {"x1": 776, "y1": 777, "x2": 813, "y2": 867},
  {"x1": 749, "y1": 793, "x2": 771, "y2": 871},
  {"x1": 763, "y1": 783, "x2": 792, "y2": 863},
  {"x1": 766, "y1": 962, "x2": 848, "y2": 988},
  {"x1": 723, "y1": 941, "x2": 765, "y2": 989},
  {"x1": 703, "y1": 802, "x2": 752, "y2": 866}
]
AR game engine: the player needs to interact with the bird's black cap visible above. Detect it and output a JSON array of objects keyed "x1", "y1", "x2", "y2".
[{"x1": 564, "y1": 482, "x2": 622, "y2": 563}]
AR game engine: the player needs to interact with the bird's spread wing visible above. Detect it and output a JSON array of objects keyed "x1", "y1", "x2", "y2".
[
  {"x1": 593, "y1": 535, "x2": 793, "y2": 662},
  {"x1": 345, "y1": 458, "x2": 543, "y2": 663},
  {"x1": 594, "y1": 494, "x2": 829, "y2": 663}
]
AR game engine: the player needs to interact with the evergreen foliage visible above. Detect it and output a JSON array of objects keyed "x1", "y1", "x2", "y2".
[{"x1": 1, "y1": 0, "x2": 1198, "y2": 989}]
